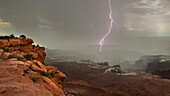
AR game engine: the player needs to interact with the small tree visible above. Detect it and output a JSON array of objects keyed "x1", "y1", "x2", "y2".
[
  {"x1": 9, "y1": 34, "x2": 15, "y2": 38},
  {"x1": 20, "y1": 35, "x2": 26, "y2": 39}
]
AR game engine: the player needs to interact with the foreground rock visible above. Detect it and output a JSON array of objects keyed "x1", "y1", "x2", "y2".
[
  {"x1": 0, "y1": 60, "x2": 53, "y2": 96},
  {"x1": 0, "y1": 37, "x2": 67, "y2": 96}
]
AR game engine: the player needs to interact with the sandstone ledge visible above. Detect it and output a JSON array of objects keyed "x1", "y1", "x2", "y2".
[{"x1": 0, "y1": 38, "x2": 33, "y2": 47}]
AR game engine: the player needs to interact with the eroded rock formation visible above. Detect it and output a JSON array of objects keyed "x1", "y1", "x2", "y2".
[
  {"x1": 0, "y1": 37, "x2": 67, "y2": 96},
  {"x1": 146, "y1": 60, "x2": 170, "y2": 79}
]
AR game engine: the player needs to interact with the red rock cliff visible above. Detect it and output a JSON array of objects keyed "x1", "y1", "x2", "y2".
[
  {"x1": 0, "y1": 38, "x2": 67, "y2": 96},
  {"x1": 0, "y1": 38, "x2": 46, "y2": 64}
]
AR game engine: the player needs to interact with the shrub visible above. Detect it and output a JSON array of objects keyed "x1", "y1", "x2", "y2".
[
  {"x1": 0, "y1": 35, "x2": 10, "y2": 40},
  {"x1": 18, "y1": 49, "x2": 23, "y2": 52},
  {"x1": 46, "y1": 71, "x2": 55, "y2": 78},
  {"x1": 46, "y1": 73, "x2": 51, "y2": 77},
  {"x1": 20, "y1": 35, "x2": 26, "y2": 39},
  {"x1": 32, "y1": 77, "x2": 37, "y2": 82},
  {"x1": 8, "y1": 54, "x2": 18, "y2": 59},
  {"x1": 0, "y1": 47, "x2": 9, "y2": 52},
  {"x1": 17, "y1": 56, "x2": 24, "y2": 61},
  {"x1": 23, "y1": 53, "x2": 35, "y2": 61},
  {"x1": 8, "y1": 54, "x2": 25, "y2": 61},
  {"x1": 50, "y1": 71, "x2": 55, "y2": 78}
]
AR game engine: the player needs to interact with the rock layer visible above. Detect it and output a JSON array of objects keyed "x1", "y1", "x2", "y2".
[{"x1": 0, "y1": 38, "x2": 45, "y2": 64}]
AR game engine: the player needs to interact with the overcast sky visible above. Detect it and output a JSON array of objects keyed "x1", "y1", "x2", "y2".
[{"x1": 0, "y1": 0, "x2": 170, "y2": 53}]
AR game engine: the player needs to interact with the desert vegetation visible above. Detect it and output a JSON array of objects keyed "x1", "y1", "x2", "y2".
[
  {"x1": 8, "y1": 54, "x2": 25, "y2": 61},
  {"x1": 18, "y1": 49, "x2": 23, "y2": 52},
  {"x1": 0, "y1": 47, "x2": 9, "y2": 52},
  {"x1": 23, "y1": 53, "x2": 35, "y2": 61},
  {"x1": 46, "y1": 71, "x2": 55, "y2": 78},
  {"x1": 0, "y1": 34, "x2": 27, "y2": 40},
  {"x1": 32, "y1": 77, "x2": 38, "y2": 82}
]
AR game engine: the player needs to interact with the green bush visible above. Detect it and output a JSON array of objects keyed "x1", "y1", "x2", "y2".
[
  {"x1": 17, "y1": 56, "x2": 24, "y2": 61},
  {"x1": 0, "y1": 47, "x2": 9, "y2": 52},
  {"x1": 8, "y1": 54, "x2": 25, "y2": 61},
  {"x1": 18, "y1": 49, "x2": 23, "y2": 52},
  {"x1": 9, "y1": 34, "x2": 15, "y2": 38},
  {"x1": 46, "y1": 71, "x2": 55, "y2": 78},
  {"x1": 23, "y1": 53, "x2": 35, "y2": 61},
  {"x1": 8, "y1": 54, "x2": 18, "y2": 58},
  {"x1": 50, "y1": 71, "x2": 55, "y2": 78},
  {"x1": 46, "y1": 73, "x2": 51, "y2": 77}
]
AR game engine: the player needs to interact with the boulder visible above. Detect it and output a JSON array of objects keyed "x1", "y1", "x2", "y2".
[
  {"x1": 42, "y1": 76, "x2": 66, "y2": 96},
  {"x1": 31, "y1": 64, "x2": 47, "y2": 74},
  {"x1": 56, "y1": 70, "x2": 67, "y2": 80},
  {"x1": 25, "y1": 61, "x2": 33, "y2": 67},
  {"x1": 0, "y1": 52, "x2": 11, "y2": 60},
  {"x1": 46, "y1": 66, "x2": 67, "y2": 80},
  {"x1": 47, "y1": 66, "x2": 58, "y2": 72},
  {"x1": 33, "y1": 60, "x2": 47, "y2": 71},
  {"x1": 0, "y1": 49, "x2": 3, "y2": 57}
]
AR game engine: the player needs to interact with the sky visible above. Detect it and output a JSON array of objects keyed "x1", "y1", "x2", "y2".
[{"x1": 1, "y1": 0, "x2": 170, "y2": 54}]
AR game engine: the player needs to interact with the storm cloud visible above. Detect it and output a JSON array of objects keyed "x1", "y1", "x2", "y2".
[{"x1": 0, "y1": 0, "x2": 170, "y2": 54}]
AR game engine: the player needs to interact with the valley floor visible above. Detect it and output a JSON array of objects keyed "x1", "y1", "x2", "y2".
[{"x1": 48, "y1": 62, "x2": 170, "y2": 96}]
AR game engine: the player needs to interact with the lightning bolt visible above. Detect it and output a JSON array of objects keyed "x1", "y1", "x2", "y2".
[{"x1": 99, "y1": 0, "x2": 119, "y2": 52}]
